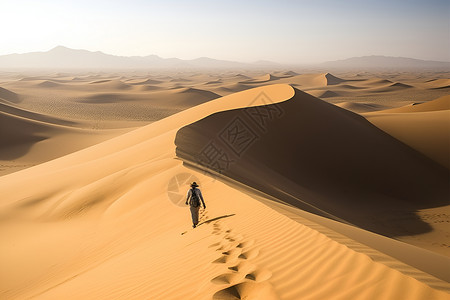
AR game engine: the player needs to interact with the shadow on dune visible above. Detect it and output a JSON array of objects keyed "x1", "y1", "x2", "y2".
[
  {"x1": 198, "y1": 214, "x2": 236, "y2": 226},
  {"x1": 0, "y1": 112, "x2": 49, "y2": 160},
  {"x1": 0, "y1": 86, "x2": 21, "y2": 103},
  {"x1": 175, "y1": 87, "x2": 450, "y2": 238}
]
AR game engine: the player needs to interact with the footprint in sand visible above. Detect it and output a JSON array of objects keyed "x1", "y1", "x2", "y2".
[
  {"x1": 211, "y1": 272, "x2": 243, "y2": 285},
  {"x1": 209, "y1": 242, "x2": 222, "y2": 248},
  {"x1": 215, "y1": 241, "x2": 239, "y2": 252},
  {"x1": 227, "y1": 261, "x2": 256, "y2": 273},
  {"x1": 212, "y1": 261, "x2": 272, "y2": 286},
  {"x1": 244, "y1": 269, "x2": 273, "y2": 282},
  {"x1": 206, "y1": 220, "x2": 278, "y2": 299},
  {"x1": 213, "y1": 265, "x2": 272, "y2": 285},
  {"x1": 236, "y1": 240, "x2": 255, "y2": 248},
  {"x1": 238, "y1": 248, "x2": 259, "y2": 260},
  {"x1": 212, "y1": 222, "x2": 222, "y2": 232},
  {"x1": 210, "y1": 268, "x2": 272, "y2": 285},
  {"x1": 212, "y1": 228, "x2": 224, "y2": 236},
  {"x1": 212, "y1": 248, "x2": 243, "y2": 264},
  {"x1": 212, "y1": 282, "x2": 279, "y2": 300},
  {"x1": 199, "y1": 211, "x2": 208, "y2": 223},
  {"x1": 224, "y1": 233, "x2": 244, "y2": 243},
  {"x1": 222, "y1": 249, "x2": 242, "y2": 257}
]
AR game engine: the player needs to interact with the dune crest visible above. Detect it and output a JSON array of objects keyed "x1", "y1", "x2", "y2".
[
  {"x1": 288, "y1": 73, "x2": 345, "y2": 87},
  {"x1": 240, "y1": 73, "x2": 281, "y2": 84}
]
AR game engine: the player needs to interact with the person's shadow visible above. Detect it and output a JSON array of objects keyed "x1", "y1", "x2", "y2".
[{"x1": 197, "y1": 214, "x2": 236, "y2": 227}]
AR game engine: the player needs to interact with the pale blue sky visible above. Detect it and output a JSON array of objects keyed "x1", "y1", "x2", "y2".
[{"x1": 1, "y1": 0, "x2": 449, "y2": 63}]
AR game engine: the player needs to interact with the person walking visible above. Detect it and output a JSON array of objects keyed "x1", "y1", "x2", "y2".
[{"x1": 185, "y1": 182, "x2": 206, "y2": 228}]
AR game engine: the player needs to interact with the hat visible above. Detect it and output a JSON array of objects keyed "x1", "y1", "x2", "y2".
[{"x1": 191, "y1": 181, "x2": 199, "y2": 187}]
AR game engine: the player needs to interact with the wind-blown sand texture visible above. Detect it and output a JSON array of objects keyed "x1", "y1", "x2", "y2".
[{"x1": 0, "y1": 70, "x2": 449, "y2": 299}]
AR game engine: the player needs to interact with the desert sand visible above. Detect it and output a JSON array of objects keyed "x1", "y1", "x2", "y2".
[{"x1": 0, "y1": 70, "x2": 449, "y2": 299}]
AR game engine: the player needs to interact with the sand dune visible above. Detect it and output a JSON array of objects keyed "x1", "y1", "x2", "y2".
[
  {"x1": 1, "y1": 70, "x2": 449, "y2": 299},
  {"x1": 307, "y1": 89, "x2": 340, "y2": 98},
  {"x1": 367, "y1": 82, "x2": 415, "y2": 93},
  {"x1": 335, "y1": 101, "x2": 387, "y2": 113},
  {"x1": 18, "y1": 76, "x2": 51, "y2": 81},
  {"x1": 171, "y1": 91, "x2": 221, "y2": 108},
  {"x1": 361, "y1": 78, "x2": 393, "y2": 85},
  {"x1": 422, "y1": 79, "x2": 450, "y2": 89},
  {"x1": 0, "y1": 110, "x2": 85, "y2": 161},
  {"x1": 288, "y1": 73, "x2": 345, "y2": 87},
  {"x1": 71, "y1": 76, "x2": 86, "y2": 81},
  {"x1": 36, "y1": 80, "x2": 65, "y2": 88},
  {"x1": 0, "y1": 105, "x2": 127, "y2": 175},
  {"x1": 1, "y1": 70, "x2": 448, "y2": 177},
  {"x1": 136, "y1": 84, "x2": 163, "y2": 91},
  {"x1": 234, "y1": 74, "x2": 251, "y2": 79},
  {"x1": 218, "y1": 83, "x2": 252, "y2": 93},
  {"x1": 132, "y1": 78, "x2": 163, "y2": 85},
  {"x1": 0, "y1": 86, "x2": 20, "y2": 103},
  {"x1": 175, "y1": 87, "x2": 449, "y2": 254},
  {"x1": 1, "y1": 84, "x2": 449, "y2": 299},
  {"x1": 389, "y1": 82, "x2": 413, "y2": 89},
  {"x1": 0, "y1": 101, "x2": 76, "y2": 126},
  {"x1": 0, "y1": 76, "x2": 150, "y2": 174},
  {"x1": 282, "y1": 70, "x2": 299, "y2": 76},
  {"x1": 240, "y1": 73, "x2": 281, "y2": 84},
  {"x1": 0, "y1": 111, "x2": 54, "y2": 159},
  {"x1": 364, "y1": 95, "x2": 450, "y2": 169},
  {"x1": 336, "y1": 84, "x2": 366, "y2": 89},
  {"x1": 76, "y1": 93, "x2": 135, "y2": 104},
  {"x1": 322, "y1": 73, "x2": 345, "y2": 85},
  {"x1": 379, "y1": 95, "x2": 450, "y2": 113},
  {"x1": 163, "y1": 86, "x2": 217, "y2": 97},
  {"x1": 205, "y1": 80, "x2": 223, "y2": 85},
  {"x1": 170, "y1": 84, "x2": 186, "y2": 89},
  {"x1": 175, "y1": 87, "x2": 218, "y2": 96},
  {"x1": 170, "y1": 77, "x2": 192, "y2": 82},
  {"x1": 89, "y1": 79, "x2": 132, "y2": 90},
  {"x1": 90, "y1": 79, "x2": 114, "y2": 84}
]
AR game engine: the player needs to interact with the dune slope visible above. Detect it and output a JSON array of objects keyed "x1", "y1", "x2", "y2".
[
  {"x1": 364, "y1": 95, "x2": 450, "y2": 169},
  {"x1": 175, "y1": 88, "x2": 449, "y2": 241},
  {"x1": 0, "y1": 104, "x2": 127, "y2": 175},
  {"x1": 0, "y1": 86, "x2": 20, "y2": 103}
]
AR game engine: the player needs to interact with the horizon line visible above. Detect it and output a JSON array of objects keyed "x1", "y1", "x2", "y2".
[{"x1": 2, "y1": 45, "x2": 450, "y2": 65}]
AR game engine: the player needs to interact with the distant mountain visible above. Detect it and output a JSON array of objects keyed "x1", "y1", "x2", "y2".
[
  {"x1": 0, "y1": 46, "x2": 185, "y2": 69},
  {"x1": 1, "y1": 47, "x2": 448, "y2": 70},
  {"x1": 0, "y1": 46, "x2": 272, "y2": 69},
  {"x1": 187, "y1": 57, "x2": 248, "y2": 68},
  {"x1": 321, "y1": 55, "x2": 450, "y2": 70}
]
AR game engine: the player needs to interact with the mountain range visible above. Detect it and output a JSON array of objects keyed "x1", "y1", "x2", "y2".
[
  {"x1": 0, "y1": 46, "x2": 448, "y2": 70},
  {"x1": 321, "y1": 55, "x2": 450, "y2": 70}
]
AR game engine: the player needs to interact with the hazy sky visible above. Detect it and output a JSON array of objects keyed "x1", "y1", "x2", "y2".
[{"x1": 1, "y1": 0, "x2": 449, "y2": 63}]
